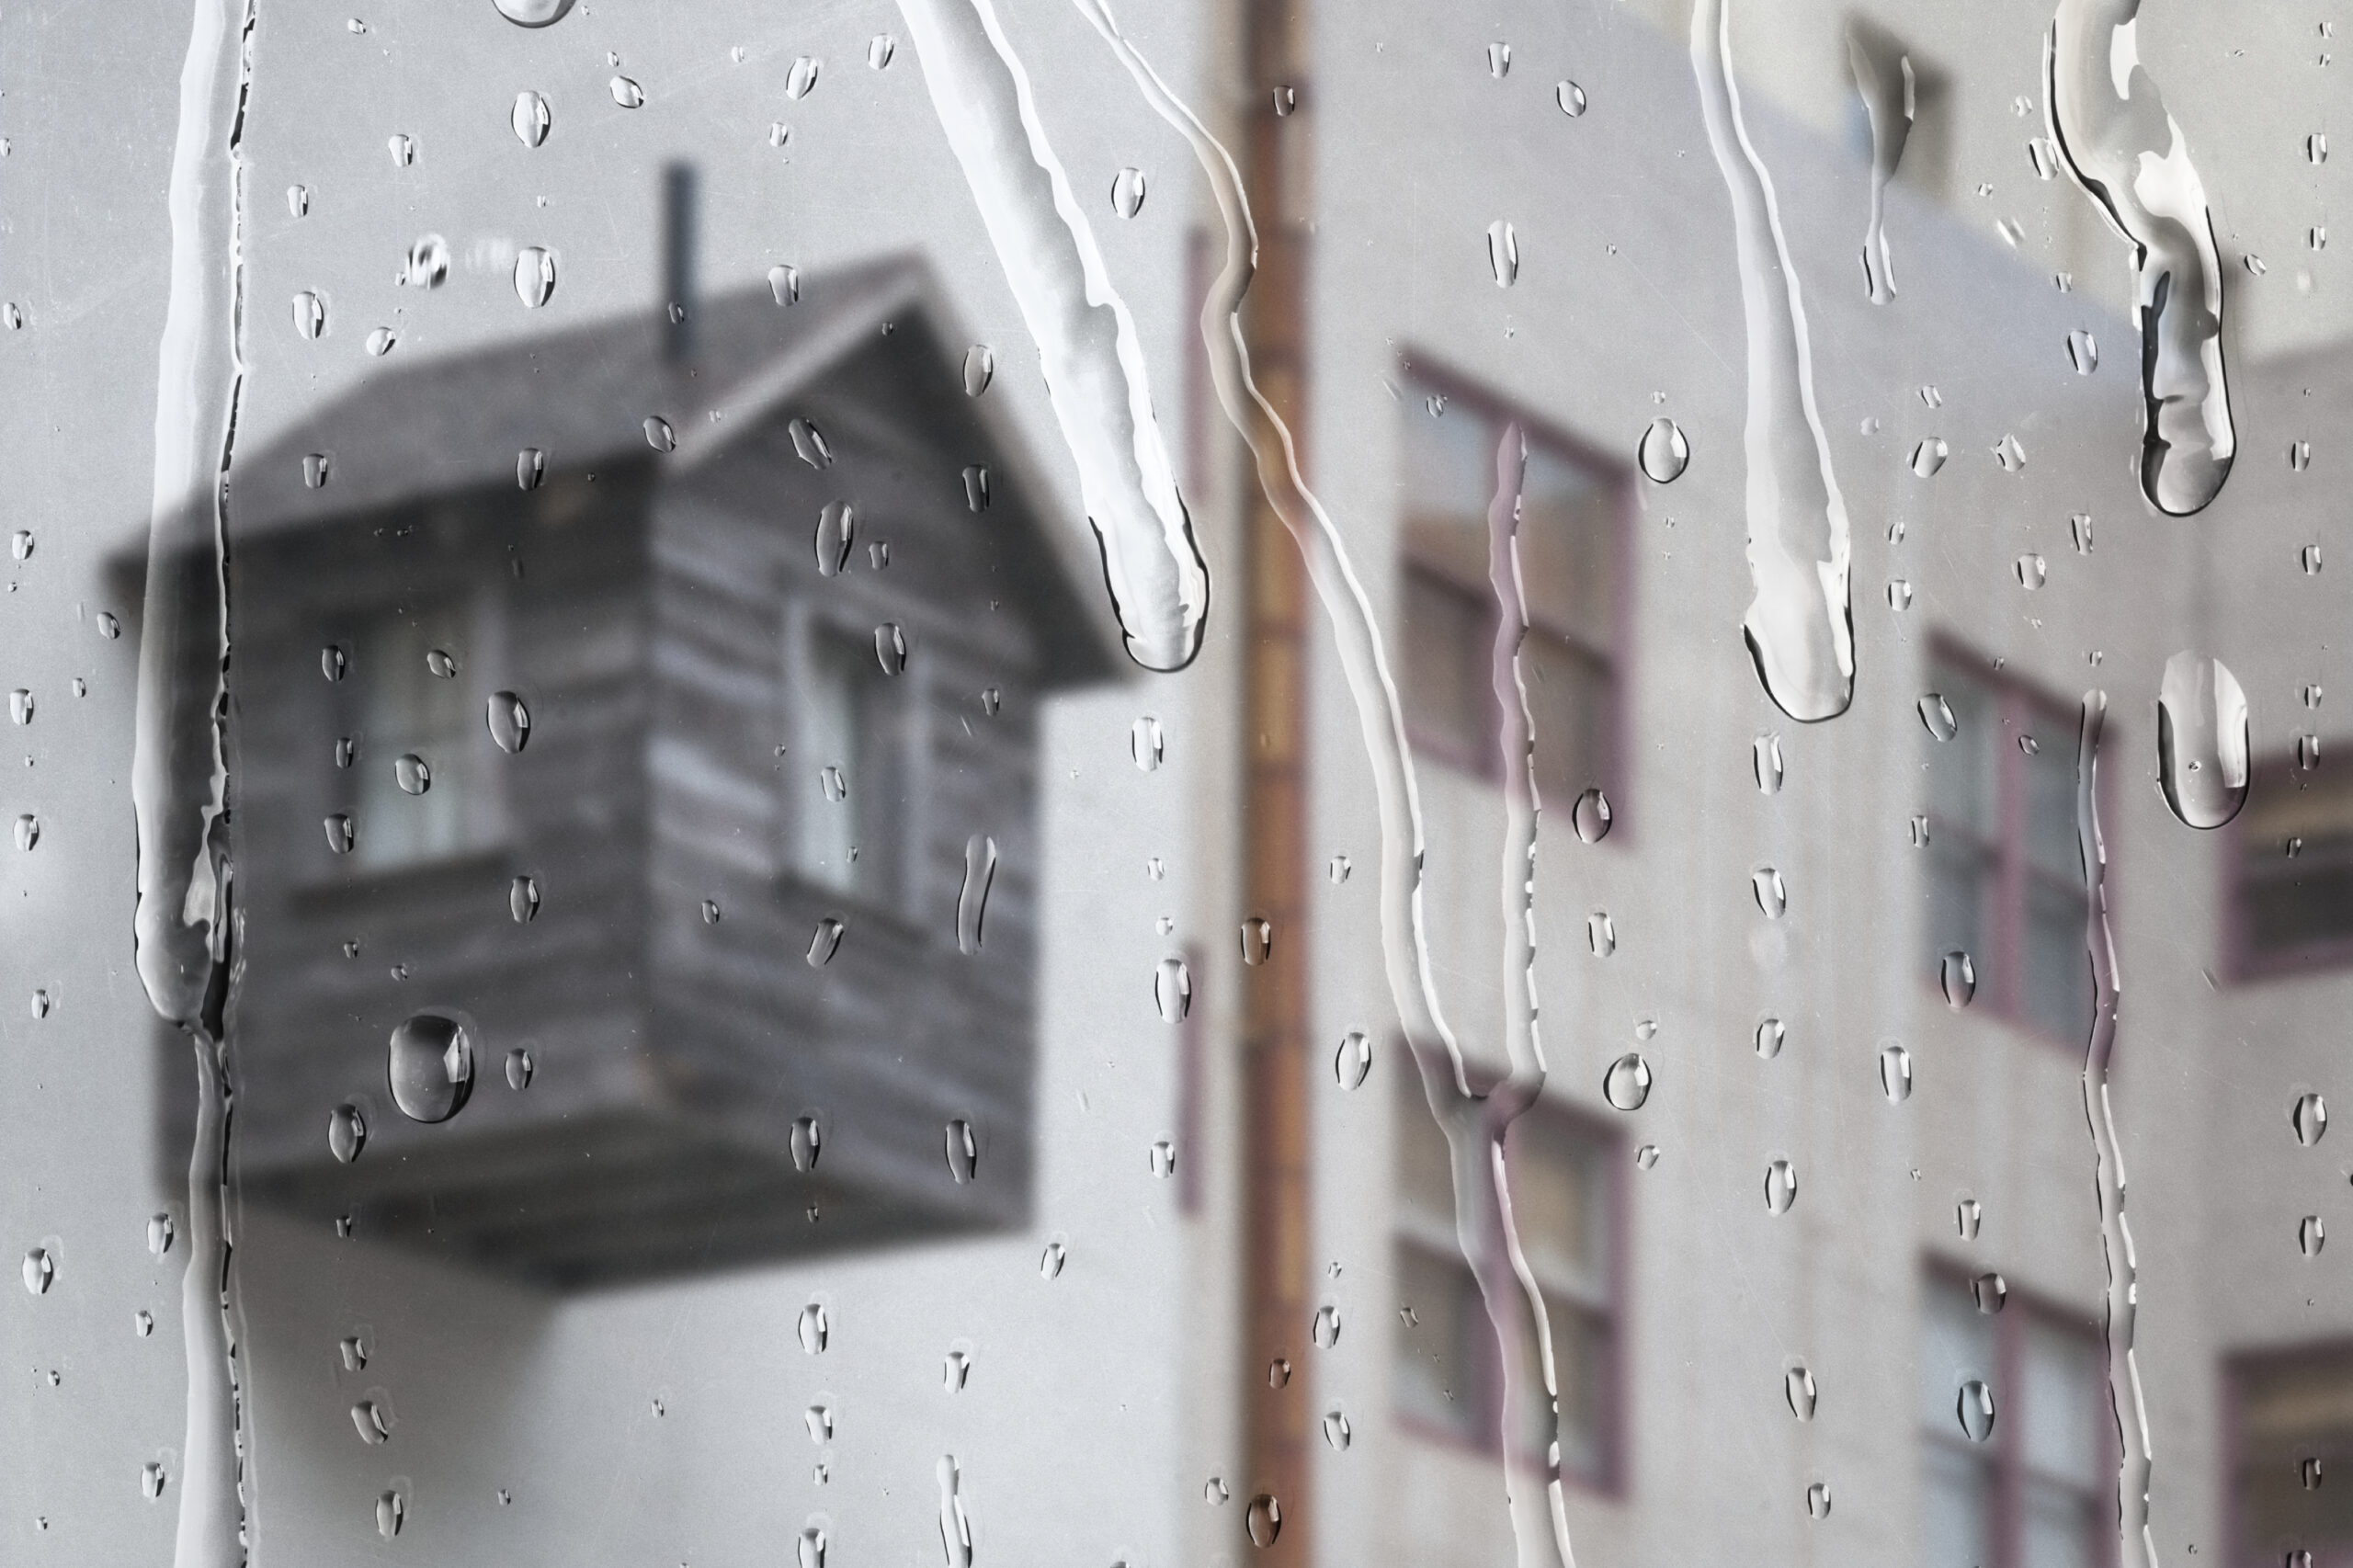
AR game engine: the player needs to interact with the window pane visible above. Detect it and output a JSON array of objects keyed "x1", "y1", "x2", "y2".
[
  {"x1": 1927, "y1": 665, "x2": 1999, "y2": 841},
  {"x1": 1517, "y1": 443, "x2": 1617, "y2": 650},
  {"x1": 2021, "y1": 1317, "x2": 2103, "y2": 1487},
  {"x1": 2021, "y1": 724, "x2": 2082, "y2": 883},
  {"x1": 1923, "y1": 1441, "x2": 1996, "y2": 1568},
  {"x1": 2239, "y1": 775, "x2": 2353, "y2": 963},
  {"x1": 1521, "y1": 630, "x2": 1609, "y2": 807},
  {"x1": 1394, "y1": 1243, "x2": 1485, "y2": 1445},
  {"x1": 1402, "y1": 565, "x2": 1490, "y2": 773},
  {"x1": 1920, "y1": 1276, "x2": 1997, "y2": 1430},
  {"x1": 1513, "y1": 1294, "x2": 1610, "y2": 1483},
  {"x1": 1504, "y1": 1114, "x2": 1608, "y2": 1299},
  {"x1": 1927, "y1": 843, "x2": 1993, "y2": 995},
  {"x1": 353, "y1": 602, "x2": 475, "y2": 869},
  {"x1": 2021, "y1": 878, "x2": 2091, "y2": 1040},
  {"x1": 797, "y1": 624, "x2": 901, "y2": 903},
  {"x1": 2019, "y1": 1478, "x2": 2096, "y2": 1568}
]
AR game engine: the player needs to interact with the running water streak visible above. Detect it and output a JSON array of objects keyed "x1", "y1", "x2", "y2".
[
  {"x1": 1847, "y1": 28, "x2": 1914, "y2": 303},
  {"x1": 1069, "y1": 9, "x2": 1571, "y2": 1565},
  {"x1": 135, "y1": 0, "x2": 252, "y2": 1557},
  {"x1": 2076, "y1": 692, "x2": 2156, "y2": 1568},
  {"x1": 892, "y1": 0, "x2": 1210, "y2": 672},
  {"x1": 2044, "y1": 4, "x2": 2233, "y2": 516},
  {"x1": 1689, "y1": 0, "x2": 1855, "y2": 722}
]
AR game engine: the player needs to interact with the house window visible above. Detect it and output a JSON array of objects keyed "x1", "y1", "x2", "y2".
[
  {"x1": 2230, "y1": 1346, "x2": 2353, "y2": 1568},
  {"x1": 1918, "y1": 1271, "x2": 2108, "y2": 1568},
  {"x1": 2231, "y1": 767, "x2": 2353, "y2": 975},
  {"x1": 795, "y1": 620, "x2": 906, "y2": 907},
  {"x1": 1398, "y1": 371, "x2": 1625, "y2": 812},
  {"x1": 1922, "y1": 648, "x2": 2089, "y2": 1040},
  {"x1": 1392, "y1": 1073, "x2": 1619, "y2": 1485},
  {"x1": 341, "y1": 601, "x2": 481, "y2": 870}
]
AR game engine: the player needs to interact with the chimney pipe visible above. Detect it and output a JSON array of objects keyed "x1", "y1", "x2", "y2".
[{"x1": 663, "y1": 161, "x2": 697, "y2": 365}]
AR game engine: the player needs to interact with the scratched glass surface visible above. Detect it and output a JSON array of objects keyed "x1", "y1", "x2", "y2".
[{"x1": 0, "y1": 0, "x2": 2340, "y2": 1564}]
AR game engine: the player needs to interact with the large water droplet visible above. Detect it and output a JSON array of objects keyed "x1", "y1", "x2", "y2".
[
  {"x1": 402, "y1": 234, "x2": 449, "y2": 290},
  {"x1": 1132, "y1": 716, "x2": 1165, "y2": 771},
  {"x1": 292, "y1": 290, "x2": 326, "y2": 340},
  {"x1": 1246, "y1": 1494, "x2": 1282, "y2": 1548},
  {"x1": 485, "y1": 691, "x2": 530, "y2": 755},
  {"x1": 1940, "y1": 950, "x2": 1977, "y2": 1008},
  {"x1": 1806, "y1": 1483, "x2": 1832, "y2": 1520},
  {"x1": 1879, "y1": 1041, "x2": 1913, "y2": 1102},
  {"x1": 1638, "y1": 417, "x2": 1689, "y2": 483},
  {"x1": 511, "y1": 89, "x2": 551, "y2": 146},
  {"x1": 388, "y1": 1013, "x2": 473, "y2": 1124},
  {"x1": 813, "y1": 501, "x2": 857, "y2": 578},
  {"x1": 945, "y1": 1119, "x2": 978, "y2": 1182},
  {"x1": 790, "y1": 417, "x2": 834, "y2": 469},
  {"x1": 1556, "y1": 80, "x2": 1587, "y2": 115},
  {"x1": 800, "y1": 1526, "x2": 828, "y2": 1568},
  {"x1": 514, "y1": 246, "x2": 557, "y2": 308},
  {"x1": 1752, "y1": 867, "x2": 1788, "y2": 919},
  {"x1": 1572, "y1": 787, "x2": 1613, "y2": 843},
  {"x1": 1765, "y1": 1158, "x2": 1798, "y2": 1213},
  {"x1": 807, "y1": 917, "x2": 846, "y2": 968},
  {"x1": 142, "y1": 1460, "x2": 167, "y2": 1500},
  {"x1": 787, "y1": 55, "x2": 821, "y2": 99},
  {"x1": 351, "y1": 1398, "x2": 392, "y2": 1445},
  {"x1": 375, "y1": 1488, "x2": 404, "y2": 1540},
  {"x1": 2302, "y1": 1214, "x2": 2327, "y2": 1257},
  {"x1": 1918, "y1": 693, "x2": 1959, "y2": 742},
  {"x1": 2293, "y1": 1092, "x2": 2329, "y2": 1147},
  {"x1": 509, "y1": 875, "x2": 540, "y2": 924},
  {"x1": 1040, "y1": 1237, "x2": 1067, "y2": 1278},
  {"x1": 1910, "y1": 437, "x2": 1948, "y2": 477},
  {"x1": 1753, "y1": 733, "x2": 1784, "y2": 794},
  {"x1": 1485, "y1": 220, "x2": 1518, "y2": 286},
  {"x1": 1755, "y1": 1017, "x2": 1785, "y2": 1059},
  {"x1": 1957, "y1": 1380, "x2": 1996, "y2": 1442},
  {"x1": 393, "y1": 753, "x2": 430, "y2": 795},
  {"x1": 1312, "y1": 1302, "x2": 1342, "y2": 1348},
  {"x1": 1155, "y1": 958, "x2": 1194, "y2": 1024},
  {"x1": 798, "y1": 1301, "x2": 829, "y2": 1354},
  {"x1": 2157, "y1": 652, "x2": 2251, "y2": 829},
  {"x1": 2067, "y1": 329, "x2": 2097, "y2": 375},
  {"x1": 957, "y1": 835, "x2": 996, "y2": 955},
  {"x1": 21, "y1": 1246, "x2": 51, "y2": 1295},
  {"x1": 324, "y1": 814, "x2": 355, "y2": 855},
  {"x1": 493, "y1": 0, "x2": 573, "y2": 26},
  {"x1": 329, "y1": 1103, "x2": 368, "y2": 1163},
  {"x1": 768, "y1": 265, "x2": 801, "y2": 306},
  {"x1": 301, "y1": 452, "x2": 332, "y2": 489},
  {"x1": 961, "y1": 463, "x2": 992, "y2": 513},
  {"x1": 505, "y1": 1047, "x2": 533, "y2": 1090},
  {"x1": 1587, "y1": 911, "x2": 1617, "y2": 957},
  {"x1": 608, "y1": 75, "x2": 644, "y2": 108},
  {"x1": 874, "y1": 623, "x2": 907, "y2": 675},
  {"x1": 9, "y1": 688, "x2": 32, "y2": 725},
  {"x1": 148, "y1": 1212, "x2": 175, "y2": 1256},
  {"x1": 962, "y1": 345, "x2": 995, "y2": 397},
  {"x1": 1786, "y1": 1363, "x2": 1817, "y2": 1421},
  {"x1": 789, "y1": 1115, "x2": 822, "y2": 1174},
  {"x1": 1322, "y1": 1409, "x2": 1352, "y2": 1449},
  {"x1": 1334, "y1": 1031, "x2": 1371, "y2": 1089},
  {"x1": 1602, "y1": 1052, "x2": 1653, "y2": 1111},
  {"x1": 1956, "y1": 1199, "x2": 1984, "y2": 1240},
  {"x1": 1240, "y1": 916, "x2": 1274, "y2": 966}
]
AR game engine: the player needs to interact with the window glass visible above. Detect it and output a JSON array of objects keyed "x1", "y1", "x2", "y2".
[{"x1": 350, "y1": 601, "x2": 477, "y2": 869}]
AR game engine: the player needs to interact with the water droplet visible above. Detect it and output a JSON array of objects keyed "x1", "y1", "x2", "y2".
[
  {"x1": 1572, "y1": 787, "x2": 1613, "y2": 842},
  {"x1": 508, "y1": 245, "x2": 557, "y2": 309},
  {"x1": 8, "y1": 689, "x2": 30, "y2": 725},
  {"x1": 291, "y1": 290, "x2": 326, "y2": 340},
  {"x1": 2304, "y1": 543, "x2": 2325, "y2": 576},
  {"x1": 1634, "y1": 1143, "x2": 1661, "y2": 1170},
  {"x1": 1879, "y1": 1041, "x2": 1913, "y2": 1102},
  {"x1": 1587, "y1": 911, "x2": 1617, "y2": 957},
  {"x1": 1785, "y1": 1363, "x2": 1817, "y2": 1421},
  {"x1": 1751, "y1": 867, "x2": 1788, "y2": 919},
  {"x1": 2067, "y1": 330, "x2": 2097, "y2": 374},
  {"x1": 1603, "y1": 1052, "x2": 1653, "y2": 1111},
  {"x1": 1972, "y1": 1271, "x2": 2007, "y2": 1312},
  {"x1": 804, "y1": 1403, "x2": 834, "y2": 1443},
  {"x1": 505, "y1": 1047, "x2": 533, "y2": 1090},
  {"x1": 364, "y1": 326, "x2": 397, "y2": 357},
  {"x1": 945, "y1": 1119, "x2": 978, "y2": 1182},
  {"x1": 1957, "y1": 1198, "x2": 1983, "y2": 1239},
  {"x1": 807, "y1": 917, "x2": 846, "y2": 968},
  {"x1": 1322, "y1": 1409, "x2": 1352, "y2": 1449},
  {"x1": 387, "y1": 133, "x2": 415, "y2": 166},
  {"x1": 1765, "y1": 1158, "x2": 1798, "y2": 1213},
  {"x1": 1332, "y1": 1030, "x2": 1374, "y2": 1090},
  {"x1": 1485, "y1": 220, "x2": 1519, "y2": 287},
  {"x1": 1040, "y1": 1238, "x2": 1067, "y2": 1278},
  {"x1": 1918, "y1": 693, "x2": 1959, "y2": 742},
  {"x1": 1638, "y1": 416, "x2": 1689, "y2": 483},
  {"x1": 1272, "y1": 84, "x2": 1296, "y2": 115},
  {"x1": 324, "y1": 813, "x2": 355, "y2": 855},
  {"x1": 798, "y1": 1301, "x2": 829, "y2": 1354},
  {"x1": 1132, "y1": 716, "x2": 1165, "y2": 771},
  {"x1": 509, "y1": 89, "x2": 552, "y2": 148},
  {"x1": 1246, "y1": 1494, "x2": 1282, "y2": 1547},
  {"x1": 1155, "y1": 956, "x2": 1192, "y2": 1023},
  {"x1": 811, "y1": 500, "x2": 858, "y2": 578},
  {"x1": 301, "y1": 451, "x2": 333, "y2": 490},
  {"x1": 287, "y1": 184, "x2": 310, "y2": 217},
  {"x1": 1111, "y1": 166, "x2": 1148, "y2": 219},
  {"x1": 1755, "y1": 1017, "x2": 1785, "y2": 1059},
  {"x1": 2071, "y1": 513, "x2": 2095, "y2": 554},
  {"x1": 873, "y1": 623, "x2": 906, "y2": 675},
  {"x1": 2293, "y1": 1092, "x2": 2329, "y2": 1147},
  {"x1": 1753, "y1": 734, "x2": 1784, "y2": 794},
  {"x1": 608, "y1": 75, "x2": 644, "y2": 108},
  {"x1": 1556, "y1": 80, "x2": 1586, "y2": 116},
  {"x1": 1910, "y1": 437, "x2": 1949, "y2": 477},
  {"x1": 2016, "y1": 553, "x2": 2048, "y2": 589},
  {"x1": 393, "y1": 753, "x2": 430, "y2": 795},
  {"x1": 1957, "y1": 1380, "x2": 1996, "y2": 1442},
  {"x1": 516, "y1": 447, "x2": 547, "y2": 491},
  {"x1": 2158, "y1": 652, "x2": 2251, "y2": 829},
  {"x1": 21, "y1": 1246, "x2": 51, "y2": 1295},
  {"x1": 1312, "y1": 1303, "x2": 1341, "y2": 1348},
  {"x1": 402, "y1": 234, "x2": 449, "y2": 290},
  {"x1": 2302, "y1": 733, "x2": 2325, "y2": 774},
  {"x1": 1940, "y1": 950, "x2": 1977, "y2": 1008},
  {"x1": 351, "y1": 1398, "x2": 392, "y2": 1445},
  {"x1": 958, "y1": 835, "x2": 996, "y2": 955},
  {"x1": 819, "y1": 765, "x2": 847, "y2": 804},
  {"x1": 768, "y1": 264, "x2": 801, "y2": 306},
  {"x1": 790, "y1": 417, "x2": 834, "y2": 470},
  {"x1": 97, "y1": 613, "x2": 120, "y2": 640},
  {"x1": 493, "y1": 0, "x2": 574, "y2": 25},
  {"x1": 327, "y1": 1102, "x2": 369, "y2": 1163},
  {"x1": 800, "y1": 1526, "x2": 829, "y2": 1568},
  {"x1": 1328, "y1": 853, "x2": 1351, "y2": 883},
  {"x1": 1805, "y1": 1483, "x2": 1832, "y2": 1520},
  {"x1": 2303, "y1": 1215, "x2": 2327, "y2": 1256},
  {"x1": 28, "y1": 990, "x2": 47, "y2": 1019},
  {"x1": 962, "y1": 463, "x2": 992, "y2": 513},
  {"x1": 388, "y1": 1013, "x2": 473, "y2": 1124},
  {"x1": 782, "y1": 54, "x2": 821, "y2": 99},
  {"x1": 375, "y1": 1489, "x2": 404, "y2": 1540},
  {"x1": 637, "y1": 415, "x2": 676, "y2": 456},
  {"x1": 2306, "y1": 1456, "x2": 2325, "y2": 1491},
  {"x1": 868, "y1": 32, "x2": 896, "y2": 68},
  {"x1": 142, "y1": 1461, "x2": 167, "y2": 1500},
  {"x1": 1486, "y1": 40, "x2": 1511, "y2": 76},
  {"x1": 1993, "y1": 433, "x2": 2027, "y2": 472},
  {"x1": 1240, "y1": 916, "x2": 1274, "y2": 966}
]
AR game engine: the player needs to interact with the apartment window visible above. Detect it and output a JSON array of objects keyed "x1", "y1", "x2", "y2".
[
  {"x1": 1919, "y1": 1271, "x2": 2108, "y2": 1568},
  {"x1": 1398, "y1": 370, "x2": 1626, "y2": 811},
  {"x1": 338, "y1": 601, "x2": 482, "y2": 871},
  {"x1": 1392, "y1": 1073, "x2": 1619, "y2": 1485},
  {"x1": 2231, "y1": 1346, "x2": 2353, "y2": 1568},
  {"x1": 2231, "y1": 767, "x2": 2353, "y2": 976},
  {"x1": 795, "y1": 620, "x2": 907, "y2": 908},
  {"x1": 1922, "y1": 648, "x2": 2090, "y2": 1040}
]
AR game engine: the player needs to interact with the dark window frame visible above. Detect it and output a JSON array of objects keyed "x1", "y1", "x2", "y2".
[
  {"x1": 1923, "y1": 636, "x2": 2099, "y2": 1046},
  {"x1": 1390, "y1": 1068, "x2": 1630, "y2": 1497},
  {"x1": 1919, "y1": 1262, "x2": 2117, "y2": 1568},
  {"x1": 2223, "y1": 1337, "x2": 2353, "y2": 1568},
  {"x1": 2222, "y1": 750, "x2": 2353, "y2": 982},
  {"x1": 1395, "y1": 355, "x2": 1636, "y2": 835}
]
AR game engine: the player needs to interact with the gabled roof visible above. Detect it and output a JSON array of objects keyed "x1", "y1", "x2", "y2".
[{"x1": 233, "y1": 254, "x2": 1126, "y2": 684}]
